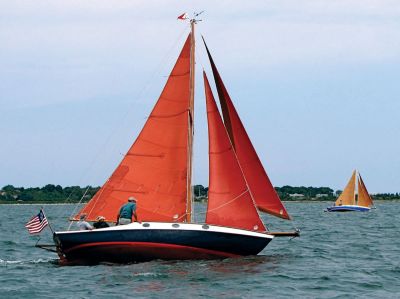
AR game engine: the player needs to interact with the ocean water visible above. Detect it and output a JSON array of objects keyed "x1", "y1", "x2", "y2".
[{"x1": 0, "y1": 202, "x2": 399, "y2": 298}]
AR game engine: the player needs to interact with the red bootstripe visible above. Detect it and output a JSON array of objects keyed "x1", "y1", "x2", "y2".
[{"x1": 64, "y1": 241, "x2": 240, "y2": 258}]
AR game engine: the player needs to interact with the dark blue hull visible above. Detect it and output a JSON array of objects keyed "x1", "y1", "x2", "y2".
[
  {"x1": 54, "y1": 223, "x2": 273, "y2": 264},
  {"x1": 326, "y1": 205, "x2": 371, "y2": 212}
]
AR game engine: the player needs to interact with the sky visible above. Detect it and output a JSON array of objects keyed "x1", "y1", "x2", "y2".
[{"x1": 1, "y1": 1, "x2": 399, "y2": 193}]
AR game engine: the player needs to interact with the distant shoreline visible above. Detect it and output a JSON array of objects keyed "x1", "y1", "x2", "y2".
[
  {"x1": 2, "y1": 184, "x2": 399, "y2": 204},
  {"x1": 0, "y1": 202, "x2": 79, "y2": 205},
  {"x1": 1, "y1": 199, "x2": 399, "y2": 205}
]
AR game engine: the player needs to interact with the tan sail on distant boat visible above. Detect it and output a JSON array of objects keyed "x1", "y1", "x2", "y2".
[{"x1": 327, "y1": 170, "x2": 374, "y2": 212}]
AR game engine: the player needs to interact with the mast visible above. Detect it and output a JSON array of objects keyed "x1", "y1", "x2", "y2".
[{"x1": 186, "y1": 18, "x2": 196, "y2": 222}]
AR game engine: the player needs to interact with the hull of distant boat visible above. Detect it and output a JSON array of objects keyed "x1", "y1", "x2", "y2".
[
  {"x1": 326, "y1": 205, "x2": 371, "y2": 212},
  {"x1": 54, "y1": 222, "x2": 274, "y2": 264}
]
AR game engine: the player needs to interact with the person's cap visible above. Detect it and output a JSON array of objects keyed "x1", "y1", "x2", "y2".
[
  {"x1": 128, "y1": 196, "x2": 137, "y2": 202},
  {"x1": 79, "y1": 214, "x2": 87, "y2": 220},
  {"x1": 96, "y1": 216, "x2": 105, "y2": 221}
]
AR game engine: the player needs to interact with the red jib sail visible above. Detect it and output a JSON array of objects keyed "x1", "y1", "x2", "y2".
[
  {"x1": 76, "y1": 34, "x2": 193, "y2": 222},
  {"x1": 203, "y1": 38, "x2": 290, "y2": 220},
  {"x1": 204, "y1": 72, "x2": 266, "y2": 232}
]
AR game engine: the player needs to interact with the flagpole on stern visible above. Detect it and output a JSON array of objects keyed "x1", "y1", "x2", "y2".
[
  {"x1": 26, "y1": 207, "x2": 58, "y2": 253},
  {"x1": 40, "y1": 207, "x2": 54, "y2": 234}
]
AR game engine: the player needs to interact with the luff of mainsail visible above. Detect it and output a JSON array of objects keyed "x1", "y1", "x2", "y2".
[
  {"x1": 357, "y1": 174, "x2": 373, "y2": 207},
  {"x1": 335, "y1": 170, "x2": 356, "y2": 206},
  {"x1": 204, "y1": 72, "x2": 266, "y2": 232},
  {"x1": 76, "y1": 34, "x2": 193, "y2": 222},
  {"x1": 186, "y1": 21, "x2": 195, "y2": 222},
  {"x1": 202, "y1": 38, "x2": 290, "y2": 220}
]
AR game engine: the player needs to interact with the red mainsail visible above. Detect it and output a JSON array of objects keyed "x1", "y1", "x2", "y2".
[
  {"x1": 204, "y1": 72, "x2": 266, "y2": 232},
  {"x1": 203, "y1": 39, "x2": 290, "y2": 220},
  {"x1": 76, "y1": 34, "x2": 193, "y2": 222}
]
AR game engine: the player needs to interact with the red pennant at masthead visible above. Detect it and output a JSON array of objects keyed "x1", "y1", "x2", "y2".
[{"x1": 177, "y1": 13, "x2": 188, "y2": 20}]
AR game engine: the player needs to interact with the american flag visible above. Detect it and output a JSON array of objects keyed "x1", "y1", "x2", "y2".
[{"x1": 25, "y1": 209, "x2": 49, "y2": 234}]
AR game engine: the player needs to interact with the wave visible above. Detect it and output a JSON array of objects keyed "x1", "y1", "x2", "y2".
[
  {"x1": 0, "y1": 258, "x2": 57, "y2": 266},
  {"x1": 132, "y1": 272, "x2": 163, "y2": 277}
]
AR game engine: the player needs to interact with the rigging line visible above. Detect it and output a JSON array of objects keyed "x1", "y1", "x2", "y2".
[
  {"x1": 197, "y1": 189, "x2": 249, "y2": 215},
  {"x1": 198, "y1": 33, "x2": 292, "y2": 228},
  {"x1": 213, "y1": 91, "x2": 266, "y2": 229},
  {"x1": 62, "y1": 27, "x2": 191, "y2": 223},
  {"x1": 83, "y1": 27, "x2": 190, "y2": 178},
  {"x1": 190, "y1": 27, "x2": 210, "y2": 224},
  {"x1": 67, "y1": 186, "x2": 91, "y2": 230},
  {"x1": 128, "y1": 26, "x2": 190, "y2": 106},
  {"x1": 65, "y1": 188, "x2": 85, "y2": 221},
  {"x1": 137, "y1": 206, "x2": 187, "y2": 221},
  {"x1": 77, "y1": 183, "x2": 109, "y2": 223},
  {"x1": 196, "y1": 29, "x2": 208, "y2": 73},
  {"x1": 192, "y1": 28, "x2": 209, "y2": 224},
  {"x1": 61, "y1": 190, "x2": 75, "y2": 204},
  {"x1": 81, "y1": 183, "x2": 104, "y2": 220},
  {"x1": 47, "y1": 32, "x2": 191, "y2": 225},
  {"x1": 174, "y1": 212, "x2": 191, "y2": 222},
  {"x1": 191, "y1": 133, "x2": 196, "y2": 223},
  {"x1": 53, "y1": 181, "x2": 96, "y2": 229},
  {"x1": 186, "y1": 110, "x2": 192, "y2": 223},
  {"x1": 50, "y1": 138, "x2": 108, "y2": 224},
  {"x1": 190, "y1": 26, "x2": 197, "y2": 224}
]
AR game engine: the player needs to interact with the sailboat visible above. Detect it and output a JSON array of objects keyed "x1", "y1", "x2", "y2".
[
  {"x1": 326, "y1": 170, "x2": 374, "y2": 212},
  {"x1": 53, "y1": 17, "x2": 299, "y2": 264}
]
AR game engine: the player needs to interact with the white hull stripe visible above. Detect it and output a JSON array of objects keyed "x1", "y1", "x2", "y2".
[{"x1": 57, "y1": 222, "x2": 274, "y2": 239}]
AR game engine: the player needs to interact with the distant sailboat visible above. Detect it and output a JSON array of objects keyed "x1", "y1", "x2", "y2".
[
  {"x1": 326, "y1": 170, "x2": 374, "y2": 212},
  {"x1": 51, "y1": 16, "x2": 299, "y2": 264}
]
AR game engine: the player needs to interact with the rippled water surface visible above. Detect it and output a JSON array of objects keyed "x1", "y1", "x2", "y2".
[{"x1": 0, "y1": 202, "x2": 399, "y2": 298}]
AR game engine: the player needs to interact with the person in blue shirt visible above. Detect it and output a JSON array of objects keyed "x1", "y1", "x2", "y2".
[{"x1": 117, "y1": 197, "x2": 137, "y2": 225}]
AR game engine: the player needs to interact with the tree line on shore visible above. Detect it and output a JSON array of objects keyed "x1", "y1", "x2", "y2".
[
  {"x1": 0, "y1": 184, "x2": 399, "y2": 204},
  {"x1": 0, "y1": 184, "x2": 100, "y2": 203}
]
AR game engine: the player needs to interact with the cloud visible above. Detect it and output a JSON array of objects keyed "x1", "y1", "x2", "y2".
[
  {"x1": 1, "y1": 0, "x2": 399, "y2": 109},
  {"x1": 0, "y1": 1, "x2": 399, "y2": 190}
]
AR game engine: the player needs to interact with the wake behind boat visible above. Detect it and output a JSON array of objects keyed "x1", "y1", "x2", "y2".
[
  {"x1": 53, "y1": 14, "x2": 299, "y2": 264},
  {"x1": 326, "y1": 170, "x2": 374, "y2": 212}
]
